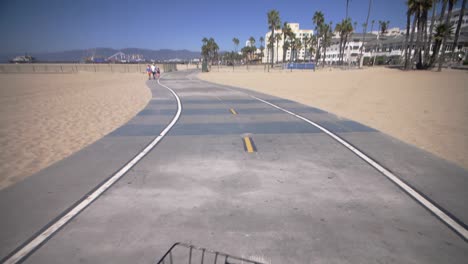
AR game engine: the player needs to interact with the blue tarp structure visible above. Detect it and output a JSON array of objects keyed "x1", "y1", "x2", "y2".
[{"x1": 285, "y1": 63, "x2": 315, "y2": 70}]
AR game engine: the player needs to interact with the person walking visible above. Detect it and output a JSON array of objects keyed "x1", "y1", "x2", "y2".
[
  {"x1": 146, "y1": 64, "x2": 152, "y2": 80},
  {"x1": 151, "y1": 63, "x2": 156, "y2": 80},
  {"x1": 156, "y1": 66, "x2": 160, "y2": 79}
]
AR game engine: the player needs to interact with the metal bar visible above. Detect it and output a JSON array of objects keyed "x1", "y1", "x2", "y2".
[
  {"x1": 214, "y1": 253, "x2": 218, "y2": 264},
  {"x1": 169, "y1": 252, "x2": 173, "y2": 264},
  {"x1": 189, "y1": 247, "x2": 193, "y2": 264},
  {"x1": 201, "y1": 249, "x2": 205, "y2": 264}
]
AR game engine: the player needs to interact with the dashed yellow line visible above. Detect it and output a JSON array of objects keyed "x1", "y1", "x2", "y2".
[
  {"x1": 230, "y1": 108, "x2": 238, "y2": 115},
  {"x1": 243, "y1": 136, "x2": 256, "y2": 153}
]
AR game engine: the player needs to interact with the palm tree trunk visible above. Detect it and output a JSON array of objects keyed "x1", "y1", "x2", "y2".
[
  {"x1": 404, "y1": 11, "x2": 411, "y2": 69},
  {"x1": 406, "y1": 13, "x2": 418, "y2": 70},
  {"x1": 276, "y1": 39, "x2": 279, "y2": 63},
  {"x1": 360, "y1": 0, "x2": 373, "y2": 68},
  {"x1": 425, "y1": 1, "x2": 438, "y2": 64},
  {"x1": 433, "y1": 0, "x2": 448, "y2": 65},
  {"x1": 411, "y1": 10, "x2": 422, "y2": 68},
  {"x1": 452, "y1": 0, "x2": 467, "y2": 61},
  {"x1": 438, "y1": 1, "x2": 454, "y2": 71},
  {"x1": 271, "y1": 30, "x2": 275, "y2": 66}
]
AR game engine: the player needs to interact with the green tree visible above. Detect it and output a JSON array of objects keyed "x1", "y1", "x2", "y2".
[{"x1": 267, "y1": 10, "x2": 281, "y2": 66}]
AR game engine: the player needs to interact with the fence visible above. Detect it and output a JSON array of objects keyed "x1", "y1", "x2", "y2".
[{"x1": 0, "y1": 63, "x2": 177, "y2": 74}]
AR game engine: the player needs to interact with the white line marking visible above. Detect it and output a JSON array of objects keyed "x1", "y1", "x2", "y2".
[
  {"x1": 218, "y1": 85, "x2": 468, "y2": 241},
  {"x1": 4, "y1": 76, "x2": 182, "y2": 264}
]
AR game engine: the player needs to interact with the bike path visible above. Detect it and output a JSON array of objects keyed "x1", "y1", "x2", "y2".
[{"x1": 19, "y1": 70, "x2": 468, "y2": 264}]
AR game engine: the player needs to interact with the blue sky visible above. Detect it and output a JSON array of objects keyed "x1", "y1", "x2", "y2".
[{"x1": 0, "y1": 0, "x2": 460, "y2": 53}]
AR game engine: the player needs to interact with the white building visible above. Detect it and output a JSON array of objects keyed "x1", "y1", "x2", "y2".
[{"x1": 262, "y1": 23, "x2": 314, "y2": 63}]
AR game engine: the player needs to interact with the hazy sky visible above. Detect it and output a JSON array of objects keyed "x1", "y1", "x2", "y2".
[{"x1": 0, "y1": 0, "x2": 460, "y2": 53}]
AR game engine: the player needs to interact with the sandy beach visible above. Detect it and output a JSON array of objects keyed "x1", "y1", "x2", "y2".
[
  {"x1": 199, "y1": 67, "x2": 468, "y2": 170},
  {"x1": 0, "y1": 72, "x2": 151, "y2": 189}
]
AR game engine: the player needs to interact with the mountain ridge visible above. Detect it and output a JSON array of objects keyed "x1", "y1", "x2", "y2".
[{"x1": 0, "y1": 48, "x2": 201, "y2": 62}]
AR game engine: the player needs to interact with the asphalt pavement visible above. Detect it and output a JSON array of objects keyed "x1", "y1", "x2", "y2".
[{"x1": 1, "y1": 69, "x2": 467, "y2": 264}]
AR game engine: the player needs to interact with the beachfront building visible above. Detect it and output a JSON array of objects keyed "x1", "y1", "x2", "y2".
[
  {"x1": 262, "y1": 23, "x2": 314, "y2": 63},
  {"x1": 321, "y1": 7, "x2": 468, "y2": 66}
]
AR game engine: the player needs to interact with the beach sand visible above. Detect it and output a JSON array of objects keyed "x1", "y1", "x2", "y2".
[
  {"x1": 199, "y1": 67, "x2": 468, "y2": 170},
  {"x1": 0, "y1": 72, "x2": 151, "y2": 189}
]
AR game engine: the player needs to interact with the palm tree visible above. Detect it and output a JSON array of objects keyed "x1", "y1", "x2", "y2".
[
  {"x1": 410, "y1": 0, "x2": 432, "y2": 68},
  {"x1": 249, "y1": 36, "x2": 256, "y2": 62},
  {"x1": 275, "y1": 33, "x2": 282, "y2": 63},
  {"x1": 201, "y1": 37, "x2": 219, "y2": 67},
  {"x1": 233, "y1": 38, "x2": 239, "y2": 53},
  {"x1": 379, "y1": 20, "x2": 390, "y2": 35},
  {"x1": 313, "y1": 11, "x2": 325, "y2": 64},
  {"x1": 360, "y1": 0, "x2": 373, "y2": 68},
  {"x1": 346, "y1": 0, "x2": 350, "y2": 19},
  {"x1": 406, "y1": 0, "x2": 419, "y2": 70},
  {"x1": 282, "y1": 22, "x2": 293, "y2": 63},
  {"x1": 452, "y1": 0, "x2": 467, "y2": 61},
  {"x1": 336, "y1": 19, "x2": 353, "y2": 65},
  {"x1": 432, "y1": 0, "x2": 448, "y2": 66},
  {"x1": 322, "y1": 22, "x2": 333, "y2": 66},
  {"x1": 438, "y1": 0, "x2": 457, "y2": 71},
  {"x1": 303, "y1": 35, "x2": 310, "y2": 62},
  {"x1": 267, "y1": 10, "x2": 281, "y2": 66},
  {"x1": 232, "y1": 38, "x2": 239, "y2": 66},
  {"x1": 425, "y1": 0, "x2": 439, "y2": 63},
  {"x1": 308, "y1": 35, "x2": 317, "y2": 62},
  {"x1": 431, "y1": 23, "x2": 455, "y2": 63},
  {"x1": 259, "y1": 36, "x2": 265, "y2": 62}
]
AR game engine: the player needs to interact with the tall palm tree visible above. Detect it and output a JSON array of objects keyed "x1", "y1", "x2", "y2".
[
  {"x1": 432, "y1": 23, "x2": 455, "y2": 63},
  {"x1": 432, "y1": 0, "x2": 448, "y2": 66},
  {"x1": 259, "y1": 36, "x2": 265, "y2": 62},
  {"x1": 267, "y1": 10, "x2": 281, "y2": 66},
  {"x1": 322, "y1": 22, "x2": 333, "y2": 66},
  {"x1": 303, "y1": 35, "x2": 310, "y2": 62},
  {"x1": 346, "y1": 0, "x2": 350, "y2": 19},
  {"x1": 249, "y1": 36, "x2": 256, "y2": 62},
  {"x1": 232, "y1": 38, "x2": 239, "y2": 66},
  {"x1": 452, "y1": 0, "x2": 467, "y2": 61},
  {"x1": 232, "y1": 38, "x2": 239, "y2": 53},
  {"x1": 425, "y1": 0, "x2": 439, "y2": 63},
  {"x1": 360, "y1": 0, "x2": 373, "y2": 68},
  {"x1": 275, "y1": 33, "x2": 282, "y2": 63},
  {"x1": 313, "y1": 11, "x2": 325, "y2": 64},
  {"x1": 406, "y1": 0, "x2": 419, "y2": 69},
  {"x1": 281, "y1": 22, "x2": 293, "y2": 62},
  {"x1": 308, "y1": 35, "x2": 317, "y2": 62},
  {"x1": 438, "y1": 0, "x2": 457, "y2": 71}
]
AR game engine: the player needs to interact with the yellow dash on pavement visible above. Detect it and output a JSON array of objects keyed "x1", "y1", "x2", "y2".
[
  {"x1": 230, "y1": 108, "x2": 238, "y2": 115},
  {"x1": 243, "y1": 136, "x2": 256, "y2": 153}
]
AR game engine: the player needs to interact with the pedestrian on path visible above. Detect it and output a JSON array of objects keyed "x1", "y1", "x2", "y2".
[
  {"x1": 151, "y1": 64, "x2": 156, "y2": 80},
  {"x1": 156, "y1": 66, "x2": 160, "y2": 79},
  {"x1": 146, "y1": 64, "x2": 152, "y2": 80}
]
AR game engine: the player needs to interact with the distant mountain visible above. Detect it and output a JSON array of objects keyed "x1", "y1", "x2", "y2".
[{"x1": 0, "y1": 48, "x2": 201, "y2": 62}]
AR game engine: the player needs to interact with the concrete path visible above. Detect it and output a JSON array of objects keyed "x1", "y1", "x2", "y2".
[{"x1": 1, "y1": 70, "x2": 467, "y2": 263}]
